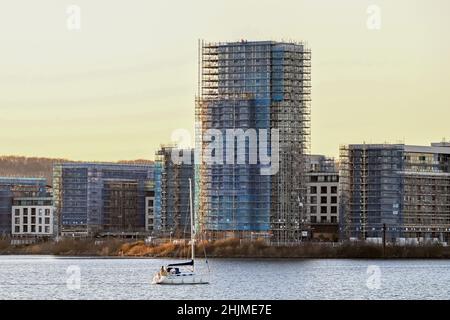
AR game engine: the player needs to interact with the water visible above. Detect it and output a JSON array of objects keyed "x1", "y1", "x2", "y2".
[{"x1": 0, "y1": 255, "x2": 449, "y2": 299}]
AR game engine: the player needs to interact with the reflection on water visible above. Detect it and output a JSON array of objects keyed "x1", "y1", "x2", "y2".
[{"x1": 0, "y1": 256, "x2": 449, "y2": 300}]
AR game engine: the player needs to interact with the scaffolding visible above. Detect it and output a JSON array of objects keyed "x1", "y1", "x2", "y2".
[
  {"x1": 54, "y1": 163, "x2": 153, "y2": 236},
  {"x1": 403, "y1": 173, "x2": 450, "y2": 241},
  {"x1": 340, "y1": 144, "x2": 450, "y2": 243},
  {"x1": 339, "y1": 144, "x2": 404, "y2": 241},
  {"x1": 401, "y1": 148, "x2": 450, "y2": 242},
  {"x1": 195, "y1": 40, "x2": 311, "y2": 243},
  {"x1": 155, "y1": 146, "x2": 194, "y2": 238}
]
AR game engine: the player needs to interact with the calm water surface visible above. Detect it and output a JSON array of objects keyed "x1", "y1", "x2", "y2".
[{"x1": 0, "y1": 255, "x2": 449, "y2": 299}]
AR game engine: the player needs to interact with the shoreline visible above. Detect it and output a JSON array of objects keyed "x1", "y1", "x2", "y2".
[
  {"x1": 1, "y1": 254, "x2": 450, "y2": 260},
  {"x1": 2, "y1": 238, "x2": 450, "y2": 259}
]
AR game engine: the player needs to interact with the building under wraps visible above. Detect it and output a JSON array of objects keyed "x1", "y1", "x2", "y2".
[
  {"x1": 154, "y1": 146, "x2": 194, "y2": 238},
  {"x1": 53, "y1": 163, "x2": 154, "y2": 236},
  {"x1": 195, "y1": 40, "x2": 311, "y2": 242},
  {"x1": 340, "y1": 142, "x2": 450, "y2": 243}
]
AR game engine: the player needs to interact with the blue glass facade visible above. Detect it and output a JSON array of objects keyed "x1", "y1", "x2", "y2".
[
  {"x1": 53, "y1": 163, "x2": 153, "y2": 234},
  {"x1": 339, "y1": 145, "x2": 405, "y2": 241}
]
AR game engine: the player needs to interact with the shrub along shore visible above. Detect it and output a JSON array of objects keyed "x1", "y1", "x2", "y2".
[{"x1": 1, "y1": 238, "x2": 450, "y2": 259}]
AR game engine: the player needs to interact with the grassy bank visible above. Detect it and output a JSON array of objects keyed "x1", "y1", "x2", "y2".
[
  {"x1": 0, "y1": 238, "x2": 125, "y2": 256},
  {"x1": 1, "y1": 238, "x2": 450, "y2": 259}
]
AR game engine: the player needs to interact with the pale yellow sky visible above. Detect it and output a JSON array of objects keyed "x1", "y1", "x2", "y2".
[{"x1": 0, "y1": 0, "x2": 449, "y2": 161}]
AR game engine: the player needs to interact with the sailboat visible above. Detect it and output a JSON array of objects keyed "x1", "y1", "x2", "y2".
[{"x1": 152, "y1": 178, "x2": 210, "y2": 285}]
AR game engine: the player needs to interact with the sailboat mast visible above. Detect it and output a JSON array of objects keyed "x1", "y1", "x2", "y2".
[{"x1": 189, "y1": 178, "x2": 194, "y2": 270}]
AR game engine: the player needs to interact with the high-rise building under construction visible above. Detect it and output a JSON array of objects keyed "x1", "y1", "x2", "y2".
[
  {"x1": 195, "y1": 40, "x2": 311, "y2": 242},
  {"x1": 154, "y1": 146, "x2": 194, "y2": 238}
]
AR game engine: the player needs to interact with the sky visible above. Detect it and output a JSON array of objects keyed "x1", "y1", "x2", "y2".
[{"x1": 0, "y1": 0, "x2": 449, "y2": 161}]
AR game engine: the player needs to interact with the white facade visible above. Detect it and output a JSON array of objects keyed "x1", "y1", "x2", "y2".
[
  {"x1": 11, "y1": 198, "x2": 54, "y2": 236},
  {"x1": 306, "y1": 172, "x2": 339, "y2": 224}
]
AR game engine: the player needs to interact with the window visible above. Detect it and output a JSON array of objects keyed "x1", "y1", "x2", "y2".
[
  {"x1": 310, "y1": 196, "x2": 317, "y2": 204},
  {"x1": 15, "y1": 217, "x2": 20, "y2": 224},
  {"x1": 38, "y1": 218, "x2": 42, "y2": 224},
  {"x1": 331, "y1": 186, "x2": 338, "y2": 194},
  {"x1": 23, "y1": 216, "x2": 28, "y2": 224},
  {"x1": 321, "y1": 206, "x2": 327, "y2": 214},
  {"x1": 331, "y1": 216, "x2": 337, "y2": 223},
  {"x1": 321, "y1": 216, "x2": 327, "y2": 223},
  {"x1": 45, "y1": 209, "x2": 50, "y2": 216},
  {"x1": 15, "y1": 226, "x2": 20, "y2": 233},
  {"x1": 321, "y1": 196, "x2": 327, "y2": 204},
  {"x1": 310, "y1": 186, "x2": 317, "y2": 194},
  {"x1": 23, "y1": 208, "x2": 28, "y2": 215},
  {"x1": 310, "y1": 216, "x2": 317, "y2": 223},
  {"x1": 45, "y1": 226, "x2": 50, "y2": 233},
  {"x1": 331, "y1": 206, "x2": 338, "y2": 214},
  {"x1": 31, "y1": 225, "x2": 36, "y2": 233},
  {"x1": 15, "y1": 209, "x2": 20, "y2": 216},
  {"x1": 310, "y1": 206, "x2": 317, "y2": 214},
  {"x1": 331, "y1": 196, "x2": 337, "y2": 204},
  {"x1": 45, "y1": 218, "x2": 50, "y2": 225},
  {"x1": 31, "y1": 208, "x2": 36, "y2": 215},
  {"x1": 23, "y1": 225, "x2": 28, "y2": 232},
  {"x1": 31, "y1": 217, "x2": 36, "y2": 224},
  {"x1": 321, "y1": 186, "x2": 327, "y2": 194},
  {"x1": 38, "y1": 226, "x2": 42, "y2": 233}
]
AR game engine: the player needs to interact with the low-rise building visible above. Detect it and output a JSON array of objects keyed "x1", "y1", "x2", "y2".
[
  {"x1": 53, "y1": 163, "x2": 154, "y2": 236},
  {"x1": 11, "y1": 197, "x2": 54, "y2": 237},
  {"x1": 0, "y1": 177, "x2": 48, "y2": 237},
  {"x1": 305, "y1": 155, "x2": 339, "y2": 241},
  {"x1": 340, "y1": 142, "x2": 450, "y2": 244}
]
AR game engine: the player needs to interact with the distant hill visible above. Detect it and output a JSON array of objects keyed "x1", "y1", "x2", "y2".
[
  {"x1": 0, "y1": 156, "x2": 153, "y2": 186},
  {"x1": 117, "y1": 159, "x2": 154, "y2": 165}
]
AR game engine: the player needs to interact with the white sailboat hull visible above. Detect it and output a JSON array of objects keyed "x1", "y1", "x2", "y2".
[
  {"x1": 152, "y1": 273, "x2": 209, "y2": 285},
  {"x1": 151, "y1": 179, "x2": 210, "y2": 286}
]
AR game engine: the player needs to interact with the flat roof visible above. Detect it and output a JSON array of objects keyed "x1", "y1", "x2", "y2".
[
  {"x1": 404, "y1": 145, "x2": 450, "y2": 155},
  {"x1": 203, "y1": 40, "x2": 308, "y2": 48},
  {"x1": 13, "y1": 197, "x2": 53, "y2": 200},
  {"x1": 345, "y1": 143, "x2": 450, "y2": 155},
  {"x1": 0, "y1": 177, "x2": 46, "y2": 181},
  {"x1": 54, "y1": 162, "x2": 153, "y2": 168}
]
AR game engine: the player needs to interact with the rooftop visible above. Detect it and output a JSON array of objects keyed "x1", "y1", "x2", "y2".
[
  {"x1": 54, "y1": 162, "x2": 153, "y2": 169},
  {"x1": 404, "y1": 144, "x2": 450, "y2": 155},
  {"x1": 0, "y1": 177, "x2": 46, "y2": 184}
]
